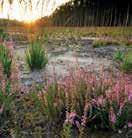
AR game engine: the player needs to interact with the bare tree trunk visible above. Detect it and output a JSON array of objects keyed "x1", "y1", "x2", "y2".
[
  {"x1": 110, "y1": 8, "x2": 113, "y2": 26},
  {"x1": 114, "y1": 8, "x2": 117, "y2": 26},
  {"x1": 125, "y1": 4, "x2": 130, "y2": 26}
]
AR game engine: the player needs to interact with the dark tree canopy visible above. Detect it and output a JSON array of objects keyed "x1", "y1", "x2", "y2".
[{"x1": 49, "y1": 0, "x2": 132, "y2": 26}]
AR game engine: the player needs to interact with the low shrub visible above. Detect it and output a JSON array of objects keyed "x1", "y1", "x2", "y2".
[
  {"x1": 26, "y1": 40, "x2": 48, "y2": 70},
  {"x1": 1, "y1": 66, "x2": 131, "y2": 137},
  {"x1": 34, "y1": 68, "x2": 132, "y2": 136}
]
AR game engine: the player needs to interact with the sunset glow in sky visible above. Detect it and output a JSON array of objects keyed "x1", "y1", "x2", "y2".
[{"x1": 0, "y1": 0, "x2": 69, "y2": 22}]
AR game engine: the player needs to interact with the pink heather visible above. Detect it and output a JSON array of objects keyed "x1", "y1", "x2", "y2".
[
  {"x1": 128, "y1": 122, "x2": 132, "y2": 128},
  {"x1": 128, "y1": 92, "x2": 132, "y2": 102},
  {"x1": 109, "y1": 108, "x2": 116, "y2": 123}
]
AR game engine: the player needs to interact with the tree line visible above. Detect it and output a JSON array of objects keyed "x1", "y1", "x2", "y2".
[{"x1": 40, "y1": 0, "x2": 132, "y2": 26}]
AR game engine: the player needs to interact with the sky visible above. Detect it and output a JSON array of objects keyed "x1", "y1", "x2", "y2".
[{"x1": 0, "y1": 0, "x2": 69, "y2": 22}]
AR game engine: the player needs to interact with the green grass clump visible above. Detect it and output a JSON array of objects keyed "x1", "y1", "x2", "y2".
[
  {"x1": 121, "y1": 51, "x2": 132, "y2": 73},
  {"x1": 113, "y1": 50, "x2": 132, "y2": 73},
  {"x1": 0, "y1": 81, "x2": 13, "y2": 114},
  {"x1": 0, "y1": 29, "x2": 9, "y2": 41},
  {"x1": 0, "y1": 44, "x2": 12, "y2": 77},
  {"x1": 113, "y1": 50, "x2": 124, "y2": 62},
  {"x1": 121, "y1": 59, "x2": 132, "y2": 73},
  {"x1": 26, "y1": 40, "x2": 48, "y2": 70},
  {"x1": 37, "y1": 84, "x2": 65, "y2": 120}
]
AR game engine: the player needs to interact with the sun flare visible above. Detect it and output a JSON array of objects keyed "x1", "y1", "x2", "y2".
[
  {"x1": 0, "y1": 0, "x2": 70, "y2": 22},
  {"x1": 21, "y1": 15, "x2": 37, "y2": 23}
]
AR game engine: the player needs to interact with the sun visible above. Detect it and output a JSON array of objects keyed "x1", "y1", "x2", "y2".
[
  {"x1": 23, "y1": 16, "x2": 37, "y2": 24},
  {"x1": 19, "y1": 10, "x2": 39, "y2": 23}
]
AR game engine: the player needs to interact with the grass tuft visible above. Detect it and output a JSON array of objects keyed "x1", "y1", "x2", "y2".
[
  {"x1": 0, "y1": 44, "x2": 12, "y2": 77},
  {"x1": 26, "y1": 40, "x2": 48, "y2": 70},
  {"x1": 113, "y1": 50, "x2": 132, "y2": 73}
]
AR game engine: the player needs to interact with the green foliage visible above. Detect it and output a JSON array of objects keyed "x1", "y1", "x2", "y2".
[
  {"x1": 124, "y1": 103, "x2": 132, "y2": 122},
  {"x1": 43, "y1": 33, "x2": 49, "y2": 43},
  {"x1": 12, "y1": 93, "x2": 46, "y2": 137},
  {"x1": 61, "y1": 123, "x2": 73, "y2": 138},
  {"x1": 0, "y1": 81, "x2": 14, "y2": 137},
  {"x1": 0, "y1": 44, "x2": 12, "y2": 77},
  {"x1": 121, "y1": 59, "x2": 132, "y2": 73},
  {"x1": 25, "y1": 40, "x2": 48, "y2": 70},
  {"x1": 13, "y1": 92, "x2": 63, "y2": 138},
  {"x1": 39, "y1": 84, "x2": 65, "y2": 121},
  {"x1": 0, "y1": 81, "x2": 12, "y2": 115},
  {"x1": 0, "y1": 29, "x2": 9, "y2": 41},
  {"x1": 113, "y1": 50, "x2": 132, "y2": 73},
  {"x1": 0, "y1": 69, "x2": 131, "y2": 137},
  {"x1": 113, "y1": 50, "x2": 124, "y2": 62},
  {"x1": 126, "y1": 51, "x2": 132, "y2": 61},
  {"x1": 0, "y1": 92, "x2": 13, "y2": 115},
  {"x1": 112, "y1": 102, "x2": 132, "y2": 131}
]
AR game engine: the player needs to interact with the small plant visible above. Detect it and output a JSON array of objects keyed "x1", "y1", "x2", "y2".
[
  {"x1": 0, "y1": 44, "x2": 12, "y2": 77},
  {"x1": 38, "y1": 83, "x2": 65, "y2": 121},
  {"x1": 113, "y1": 50, "x2": 132, "y2": 73},
  {"x1": 0, "y1": 83, "x2": 13, "y2": 115},
  {"x1": 0, "y1": 65, "x2": 14, "y2": 137},
  {"x1": 113, "y1": 50, "x2": 124, "y2": 62},
  {"x1": 43, "y1": 33, "x2": 49, "y2": 43},
  {"x1": 0, "y1": 29, "x2": 9, "y2": 42},
  {"x1": 25, "y1": 40, "x2": 48, "y2": 70},
  {"x1": 61, "y1": 123, "x2": 73, "y2": 138},
  {"x1": 121, "y1": 59, "x2": 132, "y2": 73},
  {"x1": 0, "y1": 62, "x2": 18, "y2": 116}
]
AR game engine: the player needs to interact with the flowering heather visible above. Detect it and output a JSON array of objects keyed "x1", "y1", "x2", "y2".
[{"x1": 40, "y1": 67, "x2": 132, "y2": 132}]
